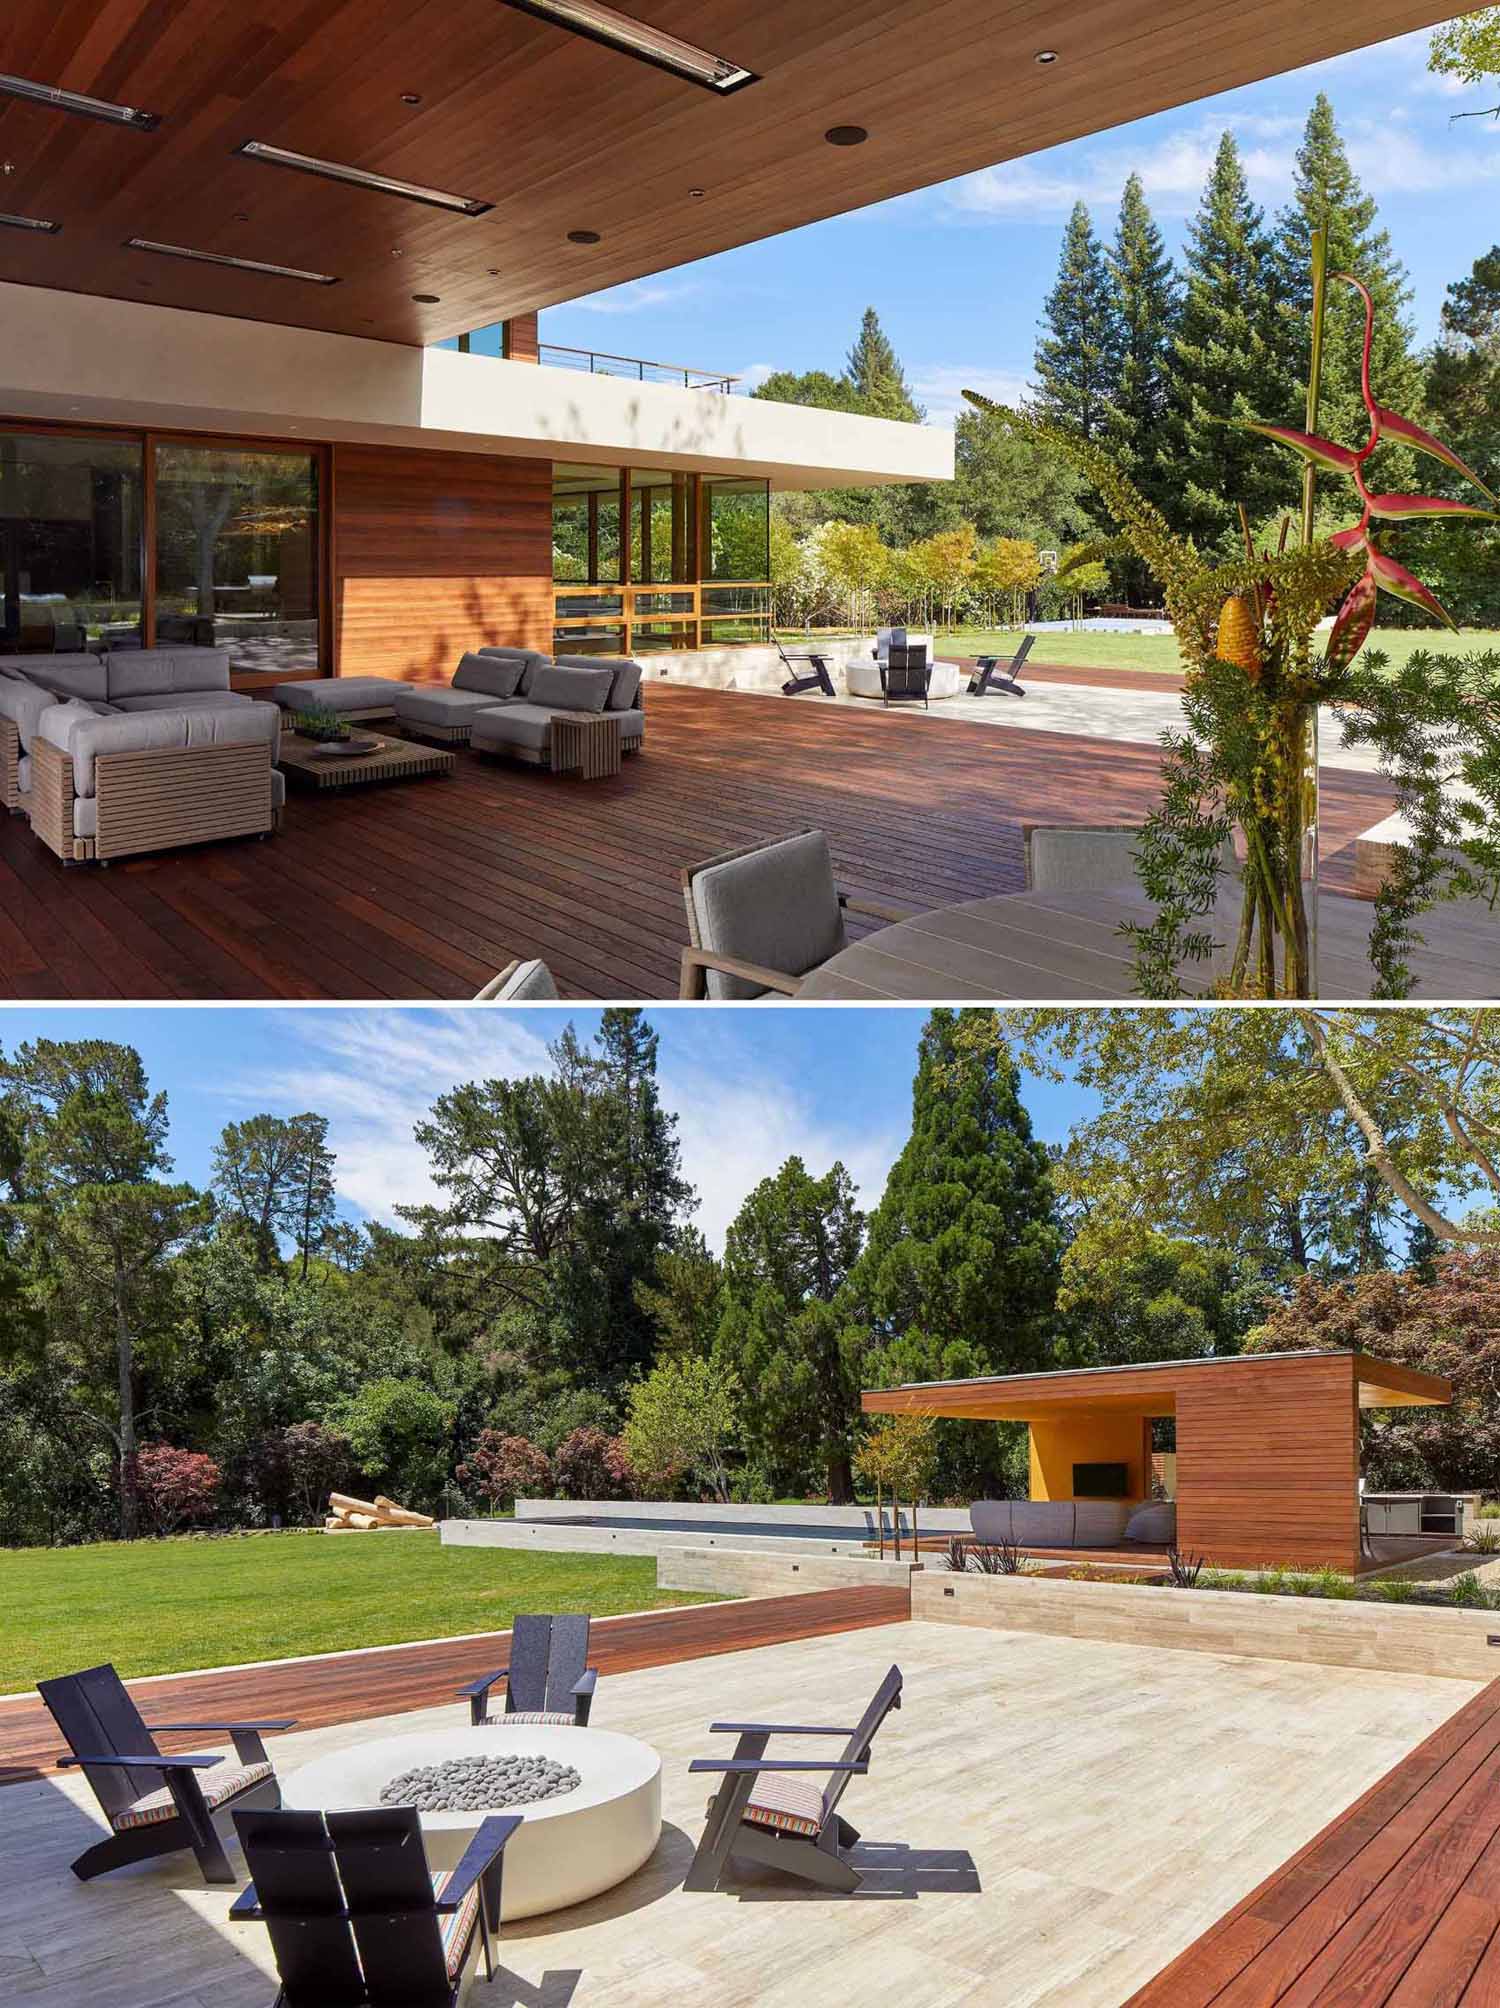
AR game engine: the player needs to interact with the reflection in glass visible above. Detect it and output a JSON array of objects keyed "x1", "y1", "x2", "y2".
[
  {"x1": 0, "y1": 430, "x2": 143, "y2": 653},
  {"x1": 154, "y1": 443, "x2": 319, "y2": 672},
  {"x1": 705, "y1": 475, "x2": 769, "y2": 581},
  {"x1": 553, "y1": 465, "x2": 622, "y2": 583}
]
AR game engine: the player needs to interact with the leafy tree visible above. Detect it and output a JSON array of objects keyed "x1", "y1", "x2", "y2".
[
  {"x1": 633, "y1": 1225, "x2": 722, "y2": 1359},
  {"x1": 952, "y1": 405, "x2": 1091, "y2": 547},
  {"x1": 211, "y1": 1111, "x2": 336, "y2": 1276},
  {"x1": 849, "y1": 1010, "x2": 1063, "y2": 1494},
  {"x1": 1429, "y1": 10, "x2": 1500, "y2": 118},
  {"x1": 1055, "y1": 1218, "x2": 1266, "y2": 1368},
  {"x1": 278, "y1": 1420, "x2": 353, "y2": 1524},
  {"x1": 130, "y1": 1444, "x2": 221, "y2": 1536},
  {"x1": 844, "y1": 307, "x2": 924, "y2": 421},
  {"x1": 0, "y1": 1039, "x2": 212, "y2": 1537},
  {"x1": 752, "y1": 368, "x2": 863, "y2": 414},
  {"x1": 1419, "y1": 244, "x2": 1500, "y2": 624},
  {"x1": 902, "y1": 525, "x2": 977, "y2": 629},
  {"x1": 817, "y1": 520, "x2": 890, "y2": 628},
  {"x1": 622, "y1": 1355, "x2": 739, "y2": 1501},
  {"x1": 1105, "y1": 173, "x2": 1180, "y2": 585},
  {"x1": 1245, "y1": 1250, "x2": 1500, "y2": 1490},
  {"x1": 854, "y1": 1414, "x2": 938, "y2": 1535},
  {"x1": 335, "y1": 1376, "x2": 455, "y2": 1511},
  {"x1": 1168, "y1": 133, "x2": 1295, "y2": 546},
  {"x1": 457, "y1": 1429, "x2": 552, "y2": 1509},
  {"x1": 1269, "y1": 95, "x2": 1422, "y2": 495},
  {"x1": 552, "y1": 1426, "x2": 635, "y2": 1500},
  {"x1": 714, "y1": 1157, "x2": 867, "y2": 1500},
  {"x1": 973, "y1": 537, "x2": 1042, "y2": 625},
  {"x1": 1034, "y1": 201, "x2": 1121, "y2": 444}
]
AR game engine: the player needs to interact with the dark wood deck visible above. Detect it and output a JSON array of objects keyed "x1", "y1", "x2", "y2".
[
  {"x1": 0, "y1": 683, "x2": 1397, "y2": 1001},
  {"x1": 1125, "y1": 1674, "x2": 1500, "y2": 2007},
  {"x1": 0, "y1": 1581, "x2": 911, "y2": 1786}
]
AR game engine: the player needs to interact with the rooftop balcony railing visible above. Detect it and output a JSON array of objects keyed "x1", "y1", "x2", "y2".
[{"x1": 539, "y1": 343, "x2": 740, "y2": 394}]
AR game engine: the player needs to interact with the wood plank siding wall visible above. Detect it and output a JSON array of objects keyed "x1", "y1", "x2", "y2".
[
  {"x1": 1175, "y1": 1354, "x2": 1360, "y2": 1573},
  {"x1": 332, "y1": 442, "x2": 552, "y2": 682},
  {"x1": 504, "y1": 313, "x2": 540, "y2": 362}
]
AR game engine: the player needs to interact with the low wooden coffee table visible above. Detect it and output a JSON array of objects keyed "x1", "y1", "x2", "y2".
[
  {"x1": 550, "y1": 709, "x2": 622, "y2": 780},
  {"x1": 277, "y1": 727, "x2": 455, "y2": 791}
]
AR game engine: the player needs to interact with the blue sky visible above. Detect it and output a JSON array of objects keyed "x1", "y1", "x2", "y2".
[
  {"x1": 542, "y1": 26, "x2": 1500, "y2": 425},
  {"x1": 0, "y1": 1007, "x2": 1095, "y2": 1250}
]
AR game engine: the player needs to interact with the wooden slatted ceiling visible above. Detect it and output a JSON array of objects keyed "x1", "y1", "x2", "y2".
[
  {"x1": 1125, "y1": 1677, "x2": 1500, "y2": 2008},
  {"x1": 0, "y1": 0, "x2": 1463, "y2": 346},
  {"x1": 0, "y1": 1582, "x2": 911, "y2": 1786},
  {"x1": 0, "y1": 684, "x2": 1404, "y2": 1001}
]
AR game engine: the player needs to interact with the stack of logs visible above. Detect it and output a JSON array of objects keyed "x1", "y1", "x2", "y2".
[{"x1": 325, "y1": 1491, "x2": 436, "y2": 1533}]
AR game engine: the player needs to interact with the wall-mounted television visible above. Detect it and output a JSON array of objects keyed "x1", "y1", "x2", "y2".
[{"x1": 1073, "y1": 1462, "x2": 1129, "y2": 1498}]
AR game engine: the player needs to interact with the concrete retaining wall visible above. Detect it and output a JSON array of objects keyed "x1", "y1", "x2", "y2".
[
  {"x1": 513, "y1": 1498, "x2": 971, "y2": 1537},
  {"x1": 656, "y1": 1547, "x2": 919, "y2": 1599},
  {"x1": 914, "y1": 1569, "x2": 1500, "y2": 1681}
]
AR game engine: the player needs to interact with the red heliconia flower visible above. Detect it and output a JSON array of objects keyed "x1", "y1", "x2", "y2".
[{"x1": 1241, "y1": 274, "x2": 1498, "y2": 656}]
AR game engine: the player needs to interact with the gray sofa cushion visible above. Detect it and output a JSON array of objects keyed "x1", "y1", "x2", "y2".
[
  {"x1": 551, "y1": 654, "x2": 643, "y2": 711},
  {"x1": 471, "y1": 703, "x2": 553, "y2": 753},
  {"x1": 1011, "y1": 1501, "x2": 1076, "y2": 1547},
  {"x1": 20, "y1": 652, "x2": 109, "y2": 703},
  {"x1": 1124, "y1": 1501, "x2": 1177, "y2": 1545},
  {"x1": 613, "y1": 707, "x2": 644, "y2": 742},
  {"x1": 478, "y1": 647, "x2": 550, "y2": 695},
  {"x1": 271, "y1": 677, "x2": 402, "y2": 714},
  {"x1": 0, "y1": 672, "x2": 60, "y2": 750},
  {"x1": 1072, "y1": 1500, "x2": 1135, "y2": 1547},
  {"x1": 528, "y1": 662, "x2": 612, "y2": 712},
  {"x1": 105, "y1": 647, "x2": 232, "y2": 700},
  {"x1": 689, "y1": 829, "x2": 846, "y2": 1001},
  {"x1": 40, "y1": 698, "x2": 278, "y2": 797},
  {"x1": 452, "y1": 652, "x2": 525, "y2": 700},
  {"x1": 112, "y1": 690, "x2": 252, "y2": 713},
  {"x1": 395, "y1": 683, "x2": 506, "y2": 727},
  {"x1": 969, "y1": 1501, "x2": 1015, "y2": 1545}
]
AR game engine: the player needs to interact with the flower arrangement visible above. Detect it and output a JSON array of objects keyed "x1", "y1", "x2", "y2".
[
  {"x1": 287, "y1": 704, "x2": 351, "y2": 744},
  {"x1": 964, "y1": 237, "x2": 1500, "y2": 998}
]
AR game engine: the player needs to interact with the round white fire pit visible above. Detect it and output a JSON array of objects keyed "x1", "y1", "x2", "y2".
[{"x1": 281, "y1": 1725, "x2": 661, "y2": 1919}]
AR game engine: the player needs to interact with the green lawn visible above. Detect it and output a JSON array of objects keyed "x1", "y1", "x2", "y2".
[
  {"x1": 777, "y1": 626, "x2": 1500, "y2": 677},
  {"x1": 0, "y1": 1531, "x2": 722, "y2": 1692}
]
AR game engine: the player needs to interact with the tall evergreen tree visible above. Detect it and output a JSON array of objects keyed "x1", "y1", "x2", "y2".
[
  {"x1": 1034, "y1": 201, "x2": 1121, "y2": 445},
  {"x1": 1270, "y1": 94, "x2": 1423, "y2": 484},
  {"x1": 714, "y1": 1157, "x2": 866, "y2": 1500},
  {"x1": 843, "y1": 307, "x2": 924, "y2": 421},
  {"x1": 1168, "y1": 133, "x2": 1296, "y2": 546},
  {"x1": 1105, "y1": 175, "x2": 1179, "y2": 516},
  {"x1": 1412, "y1": 244, "x2": 1500, "y2": 624},
  {"x1": 847, "y1": 1010, "x2": 1063, "y2": 1492}
]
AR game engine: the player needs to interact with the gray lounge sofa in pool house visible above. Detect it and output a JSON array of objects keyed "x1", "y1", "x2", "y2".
[{"x1": 969, "y1": 1498, "x2": 1176, "y2": 1549}]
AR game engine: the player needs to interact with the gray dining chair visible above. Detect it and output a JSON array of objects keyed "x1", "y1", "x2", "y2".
[
  {"x1": 474, "y1": 958, "x2": 559, "y2": 1001},
  {"x1": 1023, "y1": 823, "x2": 1236, "y2": 893}
]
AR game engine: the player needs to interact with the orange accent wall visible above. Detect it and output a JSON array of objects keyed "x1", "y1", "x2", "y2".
[
  {"x1": 332, "y1": 443, "x2": 553, "y2": 681},
  {"x1": 1029, "y1": 1413, "x2": 1153, "y2": 1503}
]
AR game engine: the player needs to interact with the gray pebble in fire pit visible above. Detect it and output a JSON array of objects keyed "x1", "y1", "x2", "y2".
[{"x1": 379, "y1": 1753, "x2": 582, "y2": 1813}]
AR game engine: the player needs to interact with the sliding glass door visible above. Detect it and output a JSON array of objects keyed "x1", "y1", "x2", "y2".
[{"x1": 0, "y1": 430, "x2": 144, "y2": 654}]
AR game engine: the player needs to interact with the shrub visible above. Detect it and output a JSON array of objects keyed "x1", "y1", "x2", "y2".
[
  {"x1": 1167, "y1": 1547, "x2": 1205, "y2": 1589},
  {"x1": 1308, "y1": 1564, "x2": 1356, "y2": 1600},
  {"x1": 552, "y1": 1427, "x2": 634, "y2": 1502},
  {"x1": 1467, "y1": 1524, "x2": 1500, "y2": 1554},
  {"x1": 281, "y1": 1421, "x2": 354, "y2": 1523},
  {"x1": 457, "y1": 1431, "x2": 552, "y2": 1511},
  {"x1": 129, "y1": 1444, "x2": 222, "y2": 1536},
  {"x1": 337, "y1": 1377, "x2": 454, "y2": 1512},
  {"x1": 1448, "y1": 1571, "x2": 1490, "y2": 1608},
  {"x1": 1366, "y1": 1576, "x2": 1417, "y2": 1603}
]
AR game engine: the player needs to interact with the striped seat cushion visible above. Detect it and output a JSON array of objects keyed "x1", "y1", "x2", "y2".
[
  {"x1": 740, "y1": 1773, "x2": 825, "y2": 1838},
  {"x1": 114, "y1": 1759, "x2": 274, "y2": 1830},
  {"x1": 431, "y1": 1870, "x2": 482, "y2": 1980},
  {"x1": 483, "y1": 1710, "x2": 577, "y2": 1726}
]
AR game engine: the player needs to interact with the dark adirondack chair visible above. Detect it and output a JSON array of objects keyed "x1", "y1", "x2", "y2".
[
  {"x1": 458, "y1": 1613, "x2": 599, "y2": 1728},
  {"x1": 777, "y1": 639, "x2": 837, "y2": 698},
  {"x1": 232, "y1": 1806, "x2": 520, "y2": 2008},
  {"x1": 879, "y1": 642, "x2": 930, "y2": 708},
  {"x1": 684, "y1": 1664, "x2": 903, "y2": 1895},
  {"x1": 968, "y1": 633, "x2": 1035, "y2": 697},
  {"x1": 40, "y1": 1662, "x2": 292, "y2": 1884}
]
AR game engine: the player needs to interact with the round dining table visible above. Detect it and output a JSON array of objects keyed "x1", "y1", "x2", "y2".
[{"x1": 795, "y1": 885, "x2": 1500, "y2": 1001}]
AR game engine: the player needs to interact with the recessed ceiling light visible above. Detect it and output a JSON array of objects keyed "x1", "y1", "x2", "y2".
[
  {"x1": 495, "y1": 0, "x2": 757, "y2": 95},
  {"x1": 486, "y1": 266, "x2": 501, "y2": 276},
  {"x1": 411, "y1": 291, "x2": 440, "y2": 303},
  {"x1": 232, "y1": 210, "x2": 250, "y2": 223},
  {"x1": 235, "y1": 140, "x2": 492, "y2": 216},
  {"x1": 400, "y1": 92, "x2": 423, "y2": 105},
  {"x1": 0, "y1": 72, "x2": 160, "y2": 131},
  {"x1": 688, "y1": 187, "x2": 706, "y2": 199},
  {"x1": 0, "y1": 210, "x2": 61, "y2": 234},
  {"x1": 824, "y1": 125, "x2": 867, "y2": 147},
  {"x1": 125, "y1": 237, "x2": 339, "y2": 285},
  {"x1": 1034, "y1": 49, "x2": 1059, "y2": 65},
  {"x1": 567, "y1": 228, "x2": 600, "y2": 244}
]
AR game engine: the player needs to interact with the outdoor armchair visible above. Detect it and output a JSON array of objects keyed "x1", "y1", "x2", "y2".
[
  {"x1": 458, "y1": 1612, "x2": 598, "y2": 1728},
  {"x1": 40, "y1": 1662, "x2": 293, "y2": 1885},
  {"x1": 684, "y1": 1663, "x2": 903, "y2": 1894},
  {"x1": 232, "y1": 1806, "x2": 520, "y2": 2007},
  {"x1": 776, "y1": 638, "x2": 837, "y2": 698},
  {"x1": 879, "y1": 641, "x2": 931, "y2": 707},
  {"x1": 968, "y1": 634, "x2": 1036, "y2": 697},
  {"x1": 474, "y1": 957, "x2": 559, "y2": 1001},
  {"x1": 680, "y1": 827, "x2": 913, "y2": 1000}
]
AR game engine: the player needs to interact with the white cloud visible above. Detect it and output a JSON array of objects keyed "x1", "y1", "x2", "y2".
[
  {"x1": 911, "y1": 363, "x2": 1032, "y2": 427},
  {"x1": 736, "y1": 361, "x2": 778, "y2": 391},
  {"x1": 214, "y1": 1010, "x2": 902, "y2": 1255},
  {"x1": 566, "y1": 279, "x2": 701, "y2": 316}
]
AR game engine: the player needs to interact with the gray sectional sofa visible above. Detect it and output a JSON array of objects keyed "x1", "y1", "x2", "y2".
[
  {"x1": 0, "y1": 646, "x2": 281, "y2": 861},
  {"x1": 969, "y1": 1498, "x2": 1175, "y2": 1549}
]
